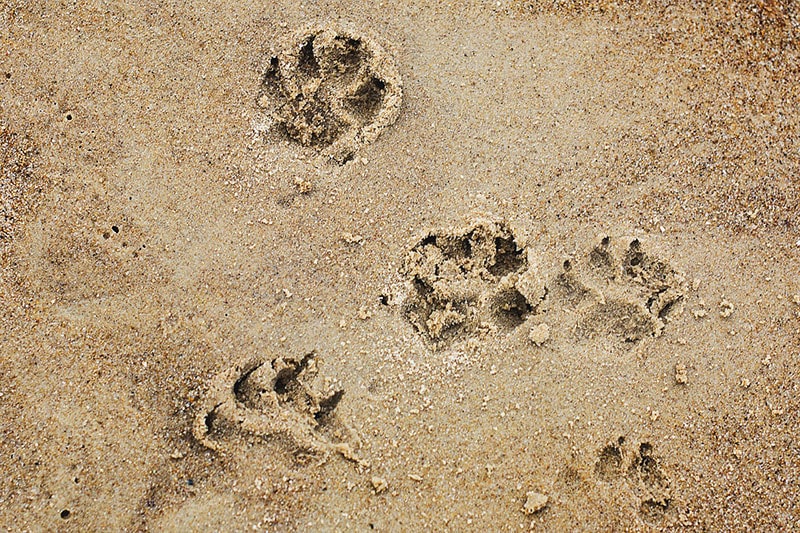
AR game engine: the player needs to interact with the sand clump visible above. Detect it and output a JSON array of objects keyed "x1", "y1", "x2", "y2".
[
  {"x1": 528, "y1": 323, "x2": 550, "y2": 346},
  {"x1": 371, "y1": 476, "x2": 388, "y2": 494},
  {"x1": 523, "y1": 491, "x2": 548, "y2": 515},
  {"x1": 675, "y1": 363, "x2": 688, "y2": 385}
]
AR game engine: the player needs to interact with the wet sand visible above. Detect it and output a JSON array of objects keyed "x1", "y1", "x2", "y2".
[{"x1": 1, "y1": 1, "x2": 799, "y2": 531}]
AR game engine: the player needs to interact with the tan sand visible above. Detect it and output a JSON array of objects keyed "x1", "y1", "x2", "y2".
[{"x1": 1, "y1": 1, "x2": 799, "y2": 530}]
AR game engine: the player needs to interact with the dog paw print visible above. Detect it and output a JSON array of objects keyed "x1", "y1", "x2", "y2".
[
  {"x1": 257, "y1": 24, "x2": 402, "y2": 163},
  {"x1": 398, "y1": 219, "x2": 545, "y2": 348},
  {"x1": 594, "y1": 438, "x2": 673, "y2": 523},
  {"x1": 629, "y1": 442, "x2": 672, "y2": 523},
  {"x1": 193, "y1": 351, "x2": 364, "y2": 464},
  {"x1": 553, "y1": 236, "x2": 684, "y2": 343}
]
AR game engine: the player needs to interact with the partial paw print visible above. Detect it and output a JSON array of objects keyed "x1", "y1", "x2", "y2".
[
  {"x1": 553, "y1": 236, "x2": 685, "y2": 343},
  {"x1": 594, "y1": 438, "x2": 673, "y2": 524},
  {"x1": 398, "y1": 220, "x2": 545, "y2": 348},
  {"x1": 257, "y1": 24, "x2": 403, "y2": 163},
  {"x1": 193, "y1": 351, "x2": 365, "y2": 464}
]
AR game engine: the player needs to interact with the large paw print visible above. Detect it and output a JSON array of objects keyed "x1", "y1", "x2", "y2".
[
  {"x1": 399, "y1": 220, "x2": 545, "y2": 348},
  {"x1": 257, "y1": 24, "x2": 403, "y2": 163},
  {"x1": 554, "y1": 236, "x2": 684, "y2": 343},
  {"x1": 193, "y1": 351, "x2": 364, "y2": 463}
]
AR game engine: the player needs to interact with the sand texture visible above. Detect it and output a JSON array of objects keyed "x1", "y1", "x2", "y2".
[{"x1": 2, "y1": 1, "x2": 800, "y2": 531}]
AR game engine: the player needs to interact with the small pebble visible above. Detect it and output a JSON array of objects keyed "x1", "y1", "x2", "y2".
[
  {"x1": 371, "y1": 476, "x2": 388, "y2": 494},
  {"x1": 523, "y1": 491, "x2": 548, "y2": 515}
]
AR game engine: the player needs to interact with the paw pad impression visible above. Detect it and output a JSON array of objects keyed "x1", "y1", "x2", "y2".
[
  {"x1": 399, "y1": 220, "x2": 545, "y2": 348},
  {"x1": 595, "y1": 438, "x2": 673, "y2": 523},
  {"x1": 558, "y1": 236, "x2": 684, "y2": 343},
  {"x1": 257, "y1": 24, "x2": 403, "y2": 163},
  {"x1": 193, "y1": 351, "x2": 363, "y2": 463}
]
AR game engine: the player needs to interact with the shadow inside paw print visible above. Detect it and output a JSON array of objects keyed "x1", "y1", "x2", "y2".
[
  {"x1": 399, "y1": 220, "x2": 545, "y2": 348},
  {"x1": 193, "y1": 351, "x2": 364, "y2": 464},
  {"x1": 555, "y1": 236, "x2": 684, "y2": 343},
  {"x1": 594, "y1": 438, "x2": 673, "y2": 524},
  {"x1": 257, "y1": 24, "x2": 403, "y2": 163},
  {"x1": 595, "y1": 436, "x2": 626, "y2": 481}
]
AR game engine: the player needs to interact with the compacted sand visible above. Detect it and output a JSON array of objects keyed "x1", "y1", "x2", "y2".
[{"x1": 2, "y1": 1, "x2": 799, "y2": 531}]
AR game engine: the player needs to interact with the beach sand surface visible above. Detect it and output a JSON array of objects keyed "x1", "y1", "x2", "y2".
[{"x1": 1, "y1": 1, "x2": 799, "y2": 530}]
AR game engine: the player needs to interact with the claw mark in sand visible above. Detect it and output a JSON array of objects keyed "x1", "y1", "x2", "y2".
[
  {"x1": 257, "y1": 24, "x2": 402, "y2": 163},
  {"x1": 193, "y1": 351, "x2": 365, "y2": 464}
]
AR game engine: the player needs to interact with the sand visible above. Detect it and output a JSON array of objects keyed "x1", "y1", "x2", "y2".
[{"x1": 1, "y1": 1, "x2": 799, "y2": 531}]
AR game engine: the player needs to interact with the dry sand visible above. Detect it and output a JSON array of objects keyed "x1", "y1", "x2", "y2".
[{"x1": 1, "y1": 1, "x2": 800, "y2": 531}]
